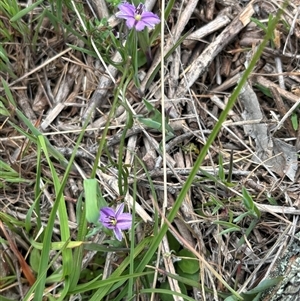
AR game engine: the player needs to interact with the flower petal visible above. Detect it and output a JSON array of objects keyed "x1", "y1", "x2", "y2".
[
  {"x1": 126, "y1": 18, "x2": 136, "y2": 29},
  {"x1": 116, "y1": 2, "x2": 135, "y2": 19},
  {"x1": 141, "y1": 12, "x2": 160, "y2": 27},
  {"x1": 114, "y1": 227, "x2": 123, "y2": 241},
  {"x1": 100, "y1": 207, "x2": 115, "y2": 218},
  {"x1": 116, "y1": 213, "x2": 132, "y2": 230},
  {"x1": 99, "y1": 207, "x2": 115, "y2": 228},
  {"x1": 134, "y1": 11, "x2": 160, "y2": 31},
  {"x1": 100, "y1": 217, "x2": 114, "y2": 229},
  {"x1": 134, "y1": 21, "x2": 147, "y2": 31},
  {"x1": 103, "y1": 223, "x2": 115, "y2": 230},
  {"x1": 115, "y1": 203, "x2": 125, "y2": 217}
]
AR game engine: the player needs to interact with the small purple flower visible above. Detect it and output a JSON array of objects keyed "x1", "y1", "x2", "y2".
[
  {"x1": 116, "y1": 2, "x2": 160, "y2": 31},
  {"x1": 99, "y1": 203, "x2": 132, "y2": 241}
]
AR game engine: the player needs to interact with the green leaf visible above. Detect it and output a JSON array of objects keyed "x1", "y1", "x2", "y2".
[
  {"x1": 242, "y1": 277, "x2": 282, "y2": 295},
  {"x1": 266, "y1": 194, "x2": 277, "y2": 205},
  {"x1": 224, "y1": 296, "x2": 239, "y2": 301},
  {"x1": 254, "y1": 83, "x2": 272, "y2": 97},
  {"x1": 176, "y1": 265, "x2": 200, "y2": 286},
  {"x1": 250, "y1": 17, "x2": 268, "y2": 32},
  {"x1": 291, "y1": 113, "x2": 298, "y2": 130},
  {"x1": 238, "y1": 277, "x2": 283, "y2": 301},
  {"x1": 167, "y1": 231, "x2": 181, "y2": 253},
  {"x1": 10, "y1": 0, "x2": 43, "y2": 22},
  {"x1": 213, "y1": 221, "x2": 241, "y2": 235},
  {"x1": 137, "y1": 99, "x2": 175, "y2": 135},
  {"x1": 38, "y1": 136, "x2": 72, "y2": 277},
  {"x1": 30, "y1": 240, "x2": 83, "y2": 250},
  {"x1": 242, "y1": 187, "x2": 261, "y2": 218},
  {"x1": 70, "y1": 193, "x2": 87, "y2": 290},
  {"x1": 29, "y1": 248, "x2": 41, "y2": 273},
  {"x1": 218, "y1": 154, "x2": 225, "y2": 182},
  {"x1": 233, "y1": 211, "x2": 249, "y2": 223},
  {"x1": 177, "y1": 249, "x2": 199, "y2": 274},
  {"x1": 0, "y1": 296, "x2": 18, "y2": 301},
  {"x1": 0, "y1": 100, "x2": 10, "y2": 116},
  {"x1": 242, "y1": 187, "x2": 254, "y2": 210},
  {"x1": 84, "y1": 178, "x2": 107, "y2": 223},
  {"x1": 1, "y1": 78, "x2": 16, "y2": 106}
]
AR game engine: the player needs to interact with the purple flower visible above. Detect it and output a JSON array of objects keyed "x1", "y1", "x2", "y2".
[
  {"x1": 116, "y1": 2, "x2": 160, "y2": 31},
  {"x1": 99, "y1": 203, "x2": 132, "y2": 241}
]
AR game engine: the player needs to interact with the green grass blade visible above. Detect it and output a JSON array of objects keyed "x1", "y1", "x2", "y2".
[
  {"x1": 1, "y1": 78, "x2": 17, "y2": 106},
  {"x1": 38, "y1": 135, "x2": 72, "y2": 274},
  {"x1": 10, "y1": 0, "x2": 43, "y2": 22},
  {"x1": 87, "y1": 237, "x2": 151, "y2": 299},
  {"x1": 140, "y1": 288, "x2": 196, "y2": 301},
  {"x1": 69, "y1": 194, "x2": 87, "y2": 290}
]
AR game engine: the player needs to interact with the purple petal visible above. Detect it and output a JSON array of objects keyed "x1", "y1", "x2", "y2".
[
  {"x1": 100, "y1": 217, "x2": 114, "y2": 229},
  {"x1": 126, "y1": 18, "x2": 136, "y2": 29},
  {"x1": 141, "y1": 12, "x2": 160, "y2": 26},
  {"x1": 100, "y1": 207, "x2": 115, "y2": 228},
  {"x1": 116, "y1": 2, "x2": 135, "y2": 19},
  {"x1": 100, "y1": 207, "x2": 115, "y2": 218},
  {"x1": 115, "y1": 203, "x2": 125, "y2": 217},
  {"x1": 134, "y1": 12, "x2": 160, "y2": 31},
  {"x1": 102, "y1": 222, "x2": 115, "y2": 229},
  {"x1": 134, "y1": 21, "x2": 147, "y2": 31},
  {"x1": 100, "y1": 214, "x2": 114, "y2": 228},
  {"x1": 114, "y1": 227, "x2": 123, "y2": 241},
  {"x1": 116, "y1": 213, "x2": 132, "y2": 230}
]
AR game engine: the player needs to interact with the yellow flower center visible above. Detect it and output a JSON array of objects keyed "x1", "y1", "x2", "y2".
[
  {"x1": 109, "y1": 217, "x2": 117, "y2": 226},
  {"x1": 135, "y1": 14, "x2": 142, "y2": 21}
]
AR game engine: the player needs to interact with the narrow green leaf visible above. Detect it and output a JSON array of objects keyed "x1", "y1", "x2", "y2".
[
  {"x1": 218, "y1": 154, "x2": 225, "y2": 182},
  {"x1": 1, "y1": 78, "x2": 16, "y2": 106},
  {"x1": 242, "y1": 277, "x2": 282, "y2": 295},
  {"x1": 88, "y1": 237, "x2": 151, "y2": 299},
  {"x1": 35, "y1": 136, "x2": 73, "y2": 298},
  {"x1": 140, "y1": 288, "x2": 196, "y2": 301},
  {"x1": 291, "y1": 113, "x2": 298, "y2": 130},
  {"x1": 29, "y1": 248, "x2": 41, "y2": 273},
  {"x1": 250, "y1": 17, "x2": 267, "y2": 32},
  {"x1": 0, "y1": 295, "x2": 17, "y2": 301},
  {"x1": 70, "y1": 271, "x2": 152, "y2": 294},
  {"x1": 12, "y1": 108, "x2": 69, "y2": 168},
  {"x1": 30, "y1": 240, "x2": 83, "y2": 250},
  {"x1": 254, "y1": 83, "x2": 272, "y2": 97},
  {"x1": 69, "y1": 195, "x2": 87, "y2": 290},
  {"x1": 84, "y1": 178, "x2": 107, "y2": 223},
  {"x1": 213, "y1": 221, "x2": 241, "y2": 231},
  {"x1": 242, "y1": 187, "x2": 254, "y2": 210},
  {"x1": 10, "y1": 0, "x2": 43, "y2": 22}
]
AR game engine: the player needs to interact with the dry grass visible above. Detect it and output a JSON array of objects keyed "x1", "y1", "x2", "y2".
[{"x1": 0, "y1": 0, "x2": 300, "y2": 300}]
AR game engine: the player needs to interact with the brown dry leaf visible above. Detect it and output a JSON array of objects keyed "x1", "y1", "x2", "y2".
[{"x1": 238, "y1": 81, "x2": 297, "y2": 181}]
